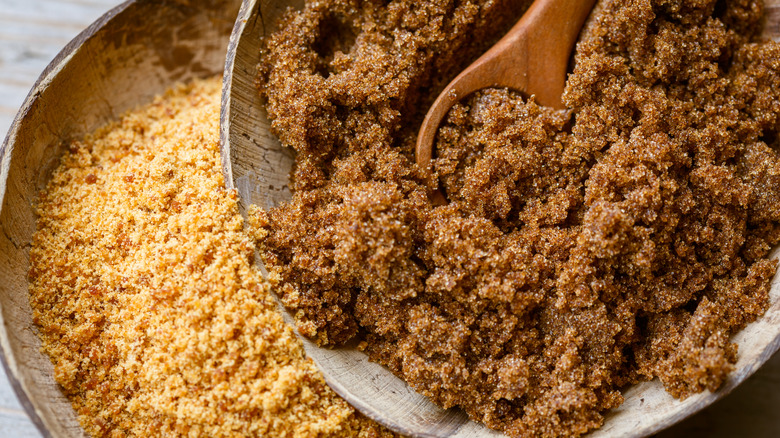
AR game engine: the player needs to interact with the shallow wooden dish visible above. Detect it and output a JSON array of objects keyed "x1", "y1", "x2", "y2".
[
  {"x1": 0, "y1": 1, "x2": 240, "y2": 436},
  {"x1": 221, "y1": 0, "x2": 780, "y2": 437}
]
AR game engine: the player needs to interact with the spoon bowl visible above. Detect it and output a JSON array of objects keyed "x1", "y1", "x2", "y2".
[
  {"x1": 220, "y1": 0, "x2": 780, "y2": 437},
  {"x1": 415, "y1": 0, "x2": 597, "y2": 180}
]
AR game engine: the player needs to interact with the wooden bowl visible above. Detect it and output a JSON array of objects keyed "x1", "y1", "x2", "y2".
[
  {"x1": 220, "y1": 0, "x2": 780, "y2": 437},
  {"x1": 0, "y1": 1, "x2": 240, "y2": 436}
]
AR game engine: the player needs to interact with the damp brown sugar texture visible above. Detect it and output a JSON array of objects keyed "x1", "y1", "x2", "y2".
[
  {"x1": 252, "y1": 0, "x2": 780, "y2": 436},
  {"x1": 28, "y1": 77, "x2": 397, "y2": 438}
]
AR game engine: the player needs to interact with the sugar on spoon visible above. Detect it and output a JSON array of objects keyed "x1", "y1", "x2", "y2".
[
  {"x1": 416, "y1": 0, "x2": 597, "y2": 195},
  {"x1": 219, "y1": 0, "x2": 780, "y2": 436}
]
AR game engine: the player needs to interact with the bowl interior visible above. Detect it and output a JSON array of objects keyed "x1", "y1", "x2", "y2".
[
  {"x1": 0, "y1": 1, "x2": 240, "y2": 436},
  {"x1": 220, "y1": 0, "x2": 780, "y2": 437}
]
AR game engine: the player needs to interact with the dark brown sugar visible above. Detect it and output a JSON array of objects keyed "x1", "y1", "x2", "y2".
[{"x1": 253, "y1": 0, "x2": 780, "y2": 436}]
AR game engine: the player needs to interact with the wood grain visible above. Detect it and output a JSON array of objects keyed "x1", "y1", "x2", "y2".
[{"x1": 0, "y1": 0, "x2": 122, "y2": 138}]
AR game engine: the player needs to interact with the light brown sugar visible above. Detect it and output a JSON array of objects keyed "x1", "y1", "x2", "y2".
[{"x1": 29, "y1": 77, "x2": 396, "y2": 438}]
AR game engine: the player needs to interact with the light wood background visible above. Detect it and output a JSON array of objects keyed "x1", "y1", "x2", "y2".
[{"x1": 0, "y1": 0, "x2": 778, "y2": 437}]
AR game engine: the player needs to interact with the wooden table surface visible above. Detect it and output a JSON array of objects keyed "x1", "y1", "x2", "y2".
[{"x1": 0, "y1": 1, "x2": 779, "y2": 437}]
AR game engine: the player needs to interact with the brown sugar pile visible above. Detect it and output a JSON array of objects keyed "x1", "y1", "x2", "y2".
[
  {"x1": 28, "y1": 77, "x2": 396, "y2": 438},
  {"x1": 253, "y1": 0, "x2": 780, "y2": 436}
]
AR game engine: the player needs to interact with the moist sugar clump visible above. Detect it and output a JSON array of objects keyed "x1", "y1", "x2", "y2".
[
  {"x1": 256, "y1": 0, "x2": 533, "y2": 345},
  {"x1": 254, "y1": 0, "x2": 780, "y2": 436},
  {"x1": 29, "y1": 77, "x2": 397, "y2": 438}
]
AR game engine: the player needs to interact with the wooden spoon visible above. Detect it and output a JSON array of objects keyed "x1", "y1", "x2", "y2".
[
  {"x1": 415, "y1": 0, "x2": 597, "y2": 184},
  {"x1": 219, "y1": 1, "x2": 780, "y2": 437}
]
